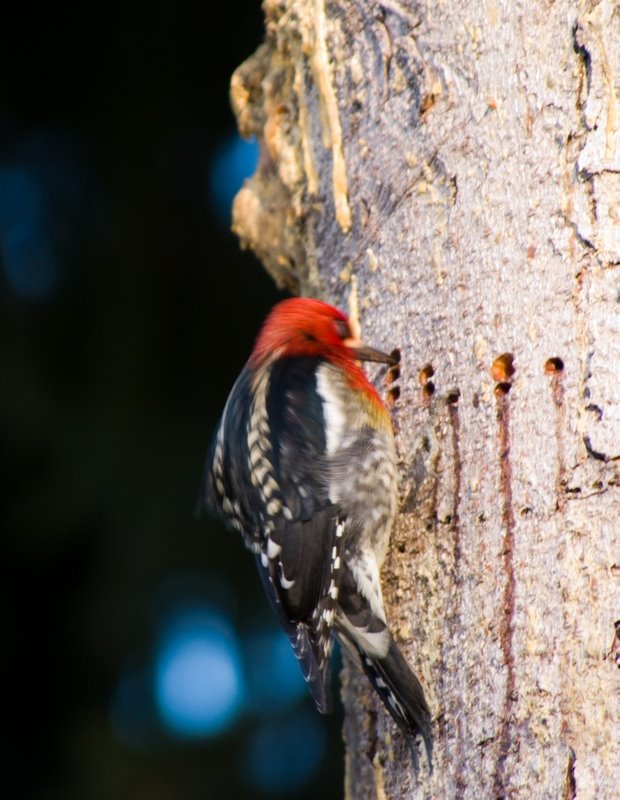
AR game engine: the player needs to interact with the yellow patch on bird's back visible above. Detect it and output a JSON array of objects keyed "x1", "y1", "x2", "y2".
[{"x1": 354, "y1": 381, "x2": 393, "y2": 432}]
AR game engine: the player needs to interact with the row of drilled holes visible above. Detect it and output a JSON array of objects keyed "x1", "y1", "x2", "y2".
[{"x1": 409, "y1": 353, "x2": 565, "y2": 401}]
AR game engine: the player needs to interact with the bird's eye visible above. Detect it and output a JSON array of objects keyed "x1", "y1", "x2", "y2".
[{"x1": 333, "y1": 319, "x2": 351, "y2": 340}]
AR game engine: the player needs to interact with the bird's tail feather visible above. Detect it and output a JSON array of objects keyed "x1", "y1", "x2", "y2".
[{"x1": 358, "y1": 638, "x2": 433, "y2": 768}]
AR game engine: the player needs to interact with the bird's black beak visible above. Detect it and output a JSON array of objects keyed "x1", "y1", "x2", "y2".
[{"x1": 347, "y1": 341, "x2": 399, "y2": 366}]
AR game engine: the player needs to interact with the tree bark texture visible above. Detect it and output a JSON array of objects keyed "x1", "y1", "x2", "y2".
[{"x1": 229, "y1": 1, "x2": 620, "y2": 797}]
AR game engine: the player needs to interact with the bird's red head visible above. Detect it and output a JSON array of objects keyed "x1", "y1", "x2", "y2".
[{"x1": 249, "y1": 298, "x2": 396, "y2": 371}]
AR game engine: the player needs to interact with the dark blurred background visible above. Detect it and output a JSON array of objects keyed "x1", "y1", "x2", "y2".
[{"x1": 1, "y1": 3, "x2": 343, "y2": 798}]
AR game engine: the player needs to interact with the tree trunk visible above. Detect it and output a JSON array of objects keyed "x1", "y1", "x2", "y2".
[{"x1": 229, "y1": 1, "x2": 620, "y2": 797}]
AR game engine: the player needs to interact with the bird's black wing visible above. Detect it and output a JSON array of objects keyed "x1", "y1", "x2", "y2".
[
  {"x1": 199, "y1": 357, "x2": 345, "y2": 712},
  {"x1": 197, "y1": 367, "x2": 260, "y2": 550},
  {"x1": 258, "y1": 356, "x2": 346, "y2": 712}
]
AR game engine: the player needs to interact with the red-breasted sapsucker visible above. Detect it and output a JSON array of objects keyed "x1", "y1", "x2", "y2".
[{"x1": 198, "y1": 298, "x2": 431, "y2": 761}]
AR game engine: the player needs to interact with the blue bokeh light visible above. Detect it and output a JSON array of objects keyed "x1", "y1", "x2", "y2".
[
  {"x1": 244, "y1": 629, "x2": 308, "y2": 714},
  {"x1": 0, "y1": 166, "x2": 57, "y2": 300},
  {"x1": 154, "y1": 609, "x2": 244, "y2": 738},
  {"x1": 208, "y1": 135, "x2": 259, "y2": 225},
  {"x1": 242, "y1": 710, "x2": 326, "y2": 795}
]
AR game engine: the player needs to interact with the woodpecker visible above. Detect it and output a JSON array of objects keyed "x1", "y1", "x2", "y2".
[{"x1": 198, "y1": 297, "x2": 432, "y2": 762}]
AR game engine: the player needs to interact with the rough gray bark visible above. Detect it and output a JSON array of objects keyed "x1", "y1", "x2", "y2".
[{"x1": 229, "y1": 1, "x2": 620, "y2": 797}]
